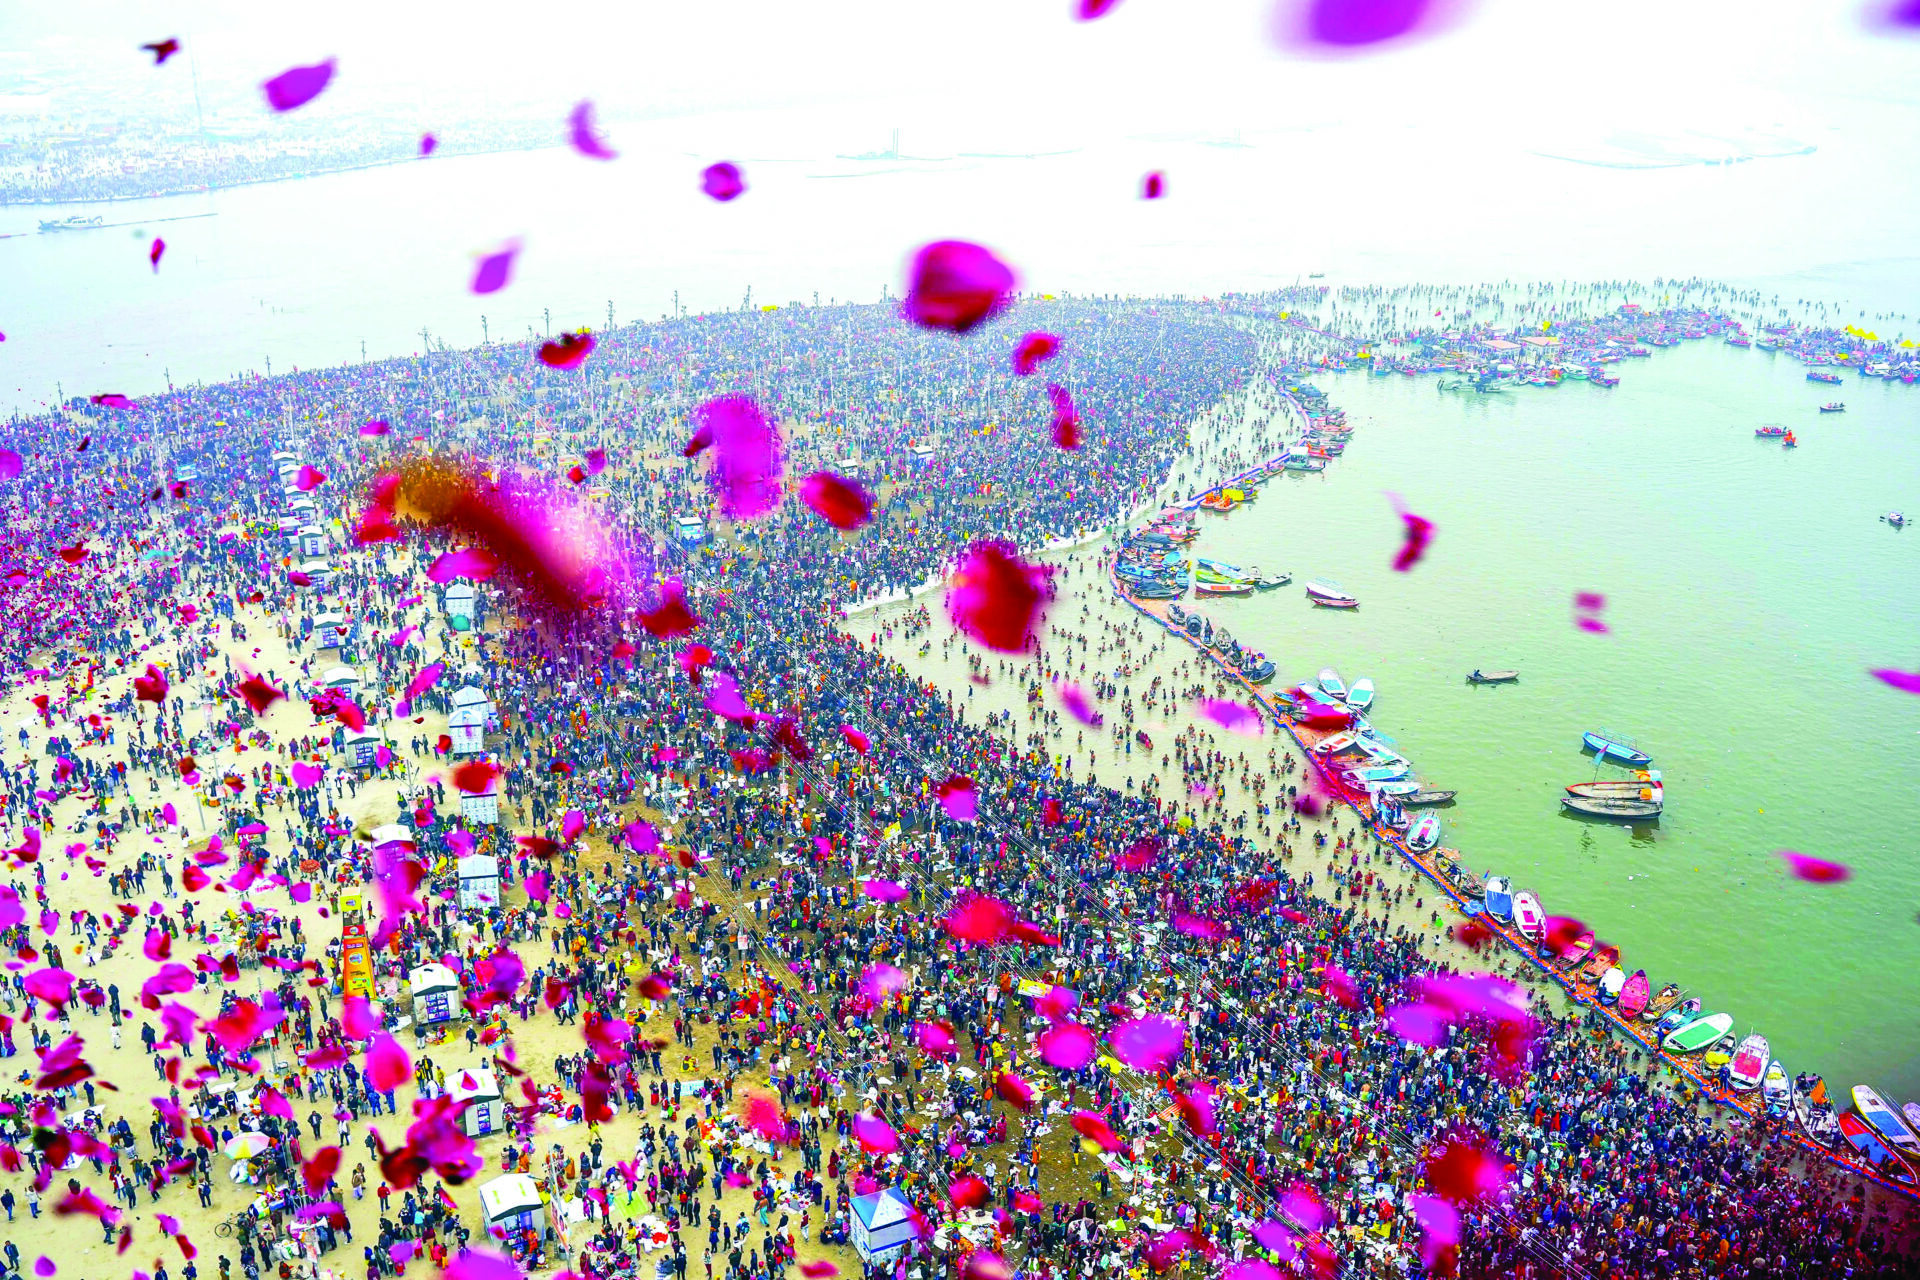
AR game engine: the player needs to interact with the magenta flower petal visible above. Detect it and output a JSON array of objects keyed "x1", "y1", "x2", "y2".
[
  {"x1": 696, "y1": 394, "x2": 784, "y2": 520},
  {"x1": 944, "y1": 894, "x2": 1012, "y2": 944},
  {"x1": 470, "y1": 240, "x2": 521, "y2": 295},
  {"x1": 935, "y1": 775, "x2": 979, "y2": 821},
  {"x1": 1197, "y1": 698, "x2": 1264, "y2": 735},
  {"x1": 427, "y1": 548, "x2": 499, "y2": 583},
  {"x1": 419, "y1": 133, "x2": 438, "y2": 156},
  {"x1": 701, "y1": 162, "x2": 745, "y2": 202},
  {"x1": 1046, "y1": 383, "x2": 1082, "y2": 450},
  {"x1": 1274, "y1": 0, "x2": 1468, "y2": 52},
  {"x1": 1777, "y1": 849, "x2": 1850, "y2": 883},
  {"x1": 1011, "y1": 332, "x2": 1060, "y2": 376},
  {"x1": 366, "y1": 1032, "x2": 411, "y2": 1091},
  {"x1": 1141, "y1": 171, "x2": 1164, "y2": 199},
  {"x1": 1385, "y1": 1000, "x2": 1448, "y2": 1046},
  {"x1": 946, "y1": 541, "x2": 1054, "y2": 652},
  {"x1": 0, "y1": 449, "x2": 20, "y2": 481},
  {"x1": 568, "y1": 100, "x2": 618, "y2": 160},
  {"x1": 1056, "y1": 682, "x2": 1101, "y2": 725},
  {"x1": 538, "y1": 331, "x2": 596, "y2": 369},
  {"x1": 1409, "y1": 1193, "x2": 1460, "y2": 1270},
  {"x1": 1078, "y1": 0, "x2": 1124, "y2": 17},
  {"x1": 149, "y1": 237, "x2": 165, "y2": 271},
  {"x1": 799, "y1": 471, "x2": 874, "y2": 530},
  {"x1": 1387, "y1": 493, "x2": 1434, "y2": 570},
  {"x1": 1869, "y1": 668, "x2": 1920, "y2": 695},
  {"x1": 1107, "y1": 1014, "x2": 1185, "y2": 1072},
  {"x1": 903, "y1": 241, "x2": 1017, "y2": 334},
  {"x1": 851, "y1": 1111, "x2": 899, "y2": 1154},
  {"x1": 1038, "y1": 1023, "x2": 1097, "y2": 1070},
  {"x1": 263, "y1": 59, "x2": 336, "y2": 112}
]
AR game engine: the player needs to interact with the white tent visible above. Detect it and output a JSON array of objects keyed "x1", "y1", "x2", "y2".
[
  {"x1": 460, "y1": 781, "x2": 500, "y2": 826},
  {"x1": 341, "y1": 731, "x2": 382, "y2": 767},
  {"x1": 478, "y1": 1173, "x2": 543, "y2": 1235},
  {"x1": 443, "y1": 583, "x2": 477, "y2": 621},
  {"x1": 850, "y1": 1187, "x2": 919, "y2": 1263},
  {"x1": 447, "y1": 1065, "x2": 503, "y2": 1137},
  {"x1": 448, "y1": 705, "x2": 488, "y2": 756},
  {"x1": 451, "y1": 684, "x2": 498, "y2": 730},
  {"x1": 299, "y1": 558, "x2": 332, "y2": 586},
  {"x1": 298, "y1": 525, "x2": 328, "y2": 558},
  {"x1": 367, "y1": 823, "x2": 413, "y2": 850},
  {"x1": 457, "y1": 854, "x2": 500, "y2": 910},
  {"x1": 409, "y1": 963, "x2": 462, "y2": 1026},
  {"x1": 321, "y1": 665, "x2": 360, "y2": 693}
]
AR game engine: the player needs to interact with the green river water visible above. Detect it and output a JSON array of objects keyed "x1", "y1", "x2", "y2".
[{"x1": 1184, "y1": 338, "x2": 1920, "y2": 1099}]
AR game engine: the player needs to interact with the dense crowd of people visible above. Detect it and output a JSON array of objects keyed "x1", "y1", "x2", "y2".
[{"x1": 0, "y1": 289, "x2": 1912, "y2": 1280}]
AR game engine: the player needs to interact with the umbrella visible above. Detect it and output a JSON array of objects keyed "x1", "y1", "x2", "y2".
[{"x1": 224, "y1": 1132, "x2": 274, "y2": 1159}]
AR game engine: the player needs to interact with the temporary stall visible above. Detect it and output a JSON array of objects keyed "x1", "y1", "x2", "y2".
[
  {"x1": 299, "y1": 558, "x2": 332, "y2": 587},
  {"x1": 459, "y1": 777, "x2": 500, "y2": 826},
  {"x1": 367, "y1": 823, "x2": 414, "y2": 851},
  {"x1": 443, "y1": 583, "x2": 477, "y2": 624},
  {"x1": 674, "y1": 514, "x2": 707, "y2": 547},
  {"x1": 451, "y1": 684, "x2": 499, "y2": 730},
  {"x1": 448, "y1": 705, "x2": 488, "y2": 756},
  {"x1": 447, "y1": 1066, "x2": 503, "y2": 1137},
  {"x1": 320, "y1": 665, "x2": 361, "y2": 695},
  {"x1": 175, "y1": 465, "x2": 201, "y2": 483},
  {"x1": 478, "y1": 1173, "x2": 544, "y2": 1238},
  {"x1": 276, "y1": 516, "x2": 301, "y2": 538},
  {"x1": 409, "y1": 963, "x2": 463, "y2": 1026},
  {"x1": 313, "y1": 613, "x2": 347, "y2": 649},
  {"x1": 456, "y1": 854, "x2": 501, "y2": 910},
  {"x1": 850, "y1": 1187, "x2": 920, "y2": 1264},
  {"x1": 298, "y1": 525, "x2": 328, "y2": 558},
  {"x1": 342, "y1": 731, "x2": 382, "y2": 768}
]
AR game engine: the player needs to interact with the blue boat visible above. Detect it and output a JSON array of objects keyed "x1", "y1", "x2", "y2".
[
  {"x1": 1582, "y1": 731, "x2": 1652, "y2": 767},
  {"x1": 1484, "y1": 875, "x2": 1514, "y2": 922}
]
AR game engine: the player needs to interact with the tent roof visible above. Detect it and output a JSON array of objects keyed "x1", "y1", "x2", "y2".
[
  {"x1": 852, "y1": 1187, "x2": 916, "y2": 1229},
  {"x1": 478, "y1": 1173, "x2": 541, "y2": 1221},
  {"x1": 409, "y1": 962, "x2": 460, "y2": 992}
]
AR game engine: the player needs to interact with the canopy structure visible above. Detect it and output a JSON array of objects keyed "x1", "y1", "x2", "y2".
[
  {"x1": 448, "y1": 1065, "x2": 503, "y2": 1136},
  {"x1": 321, "y1": 665, "x2": 360, "y2": 691},
  {"x1": 457, "y1": 853, "x2": 500, "y2": 909},
  {"x1": 850, "y1": 1187, "x2": 919, "y2": 1263},
  {"x1": 409, "y1": 962, "x2": 462, "y2": 1025},
  {"x1": 478, "y1": 1173, "x2": 543, "y2": 1228}
]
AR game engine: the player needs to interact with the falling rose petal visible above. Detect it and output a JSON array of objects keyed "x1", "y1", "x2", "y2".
[
  {"x1": 903, "y1": 240, "x2": 1017, "y2": 334},
  {"x1": 1116, "y1": 837, "x2": 1159, "y2": 871},
  {"x1": 1295, "y1": 699, "x2": 1351, "y2": 731},
  {"x1": 451, "y1": 761, "x2": 500, "y2": 795},
  {"x1": 1077, "y1": 0, "x2": 1124, "y2": 20},
  {"x1": 295, "y1": 464, "x2": 327, "y2": 491},
  {"x1": 567, "y1": 100, "x2": 618, "y2": 159},
  {"x1": 1038, "y1": 1023, "x2": 1097, "y2": 1070},
  {"x1": 1321, "y1": 964, "x2": 1359, "y2": 1008},
  {"x1": 1777, "y1": 850, "x2": 1850, "y2": 883},
  {"x1": 1451, "y1": 919, "x2": 1494, "y2": 952},
  {"x1": 427, "y1": 548, "x2": 500, "y2": 583},
  {"x1": 947, "y1": 541, "x2": 1053, "y2": 652},
  {"x1": 1107, "y1": 1015, "x2": 1185, "y2": 1072},
  {"x1": 539, "y1": 331, "x2": 596, "y2": 370},
  {"x1": 1070, "y1": 1111, "x2": 1124, "y2": 1152},
  {"x1": 1573, "y1": 591, "x2": 1609, "y2": 633},
  {"x1": 943, "y1": 895, "x2": 1012, "y2": 945},
  {"x1": 1422, "y1": 1129, "x2": 1508, "y2": 1204},
  {"x1": 639, "y1": 579, "x2": 703, "y2": 638},
  {"x1": 0, "y1": 448, "x2": 20, "y2": 481},
  {"x1": 1541, "y1": 916, "x2": 1587, "y2": 954},
  {"x1": 1172, "y1": 911, "x2": 1225, "y2": 940},
  {"x1": 701, "y1": 162, "x2": 745, "y2": 202},
  {"x1": 1056, "y1": 682, "x2": 1101, "y2": 725},
  {"x1": 1010, "y1": 331, "x2": 1059, "y2": 377},
  {"x1": 443, "y1": 1248, "x2": 523, "y2": 1280},
  {"x1": 262, "y1": 58, "x2": 336, "y2": 112},
  {"x1": 419, "y1": 133, "x2": 438, "y2": 156},
  {"x1": 839, "y1": 725, "x2": 871, "y2": 755},
  {"x1": 1387, "y1": 492, "x2": 1434, "y2": 570},
  {"x1": 149, "y1": 238, "x2": 166, "y2": 271},
  {"x1": 1174, "y1": 1081, "x2": 1218, "y2": 1137},
  {"x1": 1223, "y1": 1263, "x2": 1280, "y2": 1280},
  {"x1": 361, "y1": 419, "x2": 392, "y2": 436},
  {"x1": 861, "y1": 879, "x2": 908, "y2": 903},
  {"x1": 1280, "y1": 1182, "x2": 1330, "y2": 1233},
  {"x1": 1386, "y1": 1001, "x2": 1448, "y2": 1046},
  {"x1": 1046, "y1": 382, "x2": 1082, "y2": 450},
  {"x1": 236, "y1": 675, "x2": 286, "y2": 715},
  {"x1": 915, "y1": 1021, "x2": 958, "y2": 1057},
  {"x1": 1141, "y1": 170, "x2": 1165, "y2": 199},
  {"x1": 696, "y1": 394, "x2": 784, "y2": 519},
  {"x1": 996, "y1": 1072, "x2": 1035, "y2": 1111},
  {"x1": 1869, "y1": 668, "x2": 1920, "y2": 695},
  {"x1": 1274, "y1": 0, "x2": 1469, "y2": 53},
  {"x1": 471, "y1": 240, "x2": 521, "y2": 295},
  {"x1": 935, "y1": 775, "x2": 979, "y2": 821},
  {"x1": 800, "y1": 1264, "x2": 839, "y2": 1280},
  {"x1": 91, "y1": 393, "x2": 134, "y2": 409},
  {"x1": 676, "y1": 643, "x2": 714, "y2": 682},
  {"x1": 134, "y1": 663, "x2": 169, "y2": 704},
  {"x1": 1197, "y1": 698, "x2": 1263, "y2": 735},
  {"x1": 850, "y1": 1111, "x2": 898, "y2": 1154},
  {"x1": 142, "y1": 38, "x2": 181, "y2": 64},
  {"x1": 799, "y1": 471, "x2": 874, "y2": 530}
]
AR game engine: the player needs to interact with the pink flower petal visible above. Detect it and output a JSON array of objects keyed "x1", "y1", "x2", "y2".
[
  {"x1": 427, "y1": 548, "x2": 499, "y2": 583},
  {"x1": 851, "y1": 1111, "x2": 898, "y2": 1154},
  {"x1": 1078, "y1": 0, "x2": 1124, "y2": 18},
  {"x1": 470, "y1": 240, "x2": 521, "y2": 295},
  {"x1": 943, "y1": 894, "x2": 1012, "y2": 944},
  {"x1": 1107, "y1": 1015, "x2": 1185, "y2": 1072},
  {"x1": 1038, "y1": 1023, "x2": 1096, "y2": 1070},
  {"x1": 1046, "y1": 383, "x2": 1082, "y2": 450},
  {"x1": 861, "y1": 879, "x2": 909, "y2": 902},
  {"x1": 443, "y1": 1249, "x2": 523, "y2": 1280},
  {"x1": 263, "y1": 59, "x2": 334, "y2": 112},
  {"x1": 568, "y1": 100, "x2": 618, "y2": 160},
  {"x1": 1421, "y1": 1129, "x2": 1508, "y2": 1204},
  {"x1": 1056, "y1": 683, "x2": 1101, "y2": 725},
  {"x1": 701, "y1": 162, "x2": 745, "y2": 202},
  {"x1": 858, "y1": 963, "x2": 907, "y2": 1002},
  {"x1": 1777, "y1": 849, "x2": 1850, "y2": 883},
  {"x1": 1870, "y1": 668, "x2": 1920, "y2": 695},
  {"x1": 0, "y1": 448, "x2": 20, "y2": 481},
  {"x1": 935, "y1": 775, "x2": 979, "y2": 822},
  {"x1": 538, "y1": 331, "x2": 596, "y2": 370},
  {"x1": 1197, "y1": 698, "x2": 1264, "y2": 735},
  {"x1": 695, "y1": 394, "x2": 784, "y2": 520},
  {"x1": 1409, "y1": 1193, "x2": 1459, "y2": 1271},
  {"x1": 947, "y1": 541, "x2": 1053, "y2": 652},
  {"x1": 1140, "y1": 171, "x2": 1164, "y2": 199},
  {"x1": 1272, "y1": 0, "x2": 1469, "y2": 53},
  {"x1": 1387, "y1": 492, "x2": 1433, "y2": 570},
  {"x1": 149, "y1": 237, "x2": 165, "y2": 271},
  {"x1": 903, "y1": 241, "x2": 1017, "y2": 334},
  {"x1": 840, "y1": 725, "x2": 871, "y2": 755},
  {"x1": 361, "y1": 419, "x2": 392, "y2": 436},
  {"x1": 1011, "y1": 332, "x2": 1059, "y2": 377},
  {"x1": 799, "y1": 471, "x2": 874, "y2": 530},
  {"x1": 1280, "y1": 1181, "x2": 1329, "y2": 1233},
  {"x1": 419, "y1": 134, "x2": 438, "y2": 156}
]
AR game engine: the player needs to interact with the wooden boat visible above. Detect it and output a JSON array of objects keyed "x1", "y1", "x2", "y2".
[
  {"x1": 1199, "y1": 492, "x2": 1236, "y2": 512},
  {"x1": 1566, "y1": 770, "x2": 1661, "y2": 799},
  {"x1": 1754, "y1": 425, "x2": 1789, "y2": 437},
  {"x1": 1819, "y1": 402, "x2": 1845, "y2": 412},
  {"x1": 1511, "y1": 891, "x2": 1545, "y2": 941},
  {"x1": 1640, "y1": 983, "x2": 1683, "y2": 1020},
  {"x1": 1795, "y1": 1073, "x2": 1842, "y2": 1148},
  {"x1": 1728, "y1": 1034, "x2": 1770, "y2": 1091},
  {"x1": 1597, "y1": 967, "x2": 1626, "y2": 1003},
  {"x1": 1836, "y1": 1114, "x2": 1920, "y2": 1187},
  {"x1": 1853, "y1": 1086, "x2": 1920, "y2": 1163},
  {"x1": 1582, "y1": 731, "x2": 1652, "y2": 766},
  {"x1": 1303, "y1": 580, "x2": 1358, "y2": 607},
  {"x1": 1346, "y1": 678, "x2": 1375, "y2": 711},
  {"x1": 1562, "y1": 795, "x2": 1662, "y2": 819},
  {"x1": 1195, "y1": 581, "x2": 1252, "y2": 597},
  {"x1": 1577, "y1": 945, "x2": 1620, "y2": 982},
  {"x1": 1554, "y1": 932, "x2": 1595, "y2": 970},
  {"x1": 1704, "y1": 1032, "x2": 1739, "y2": 1069},
  {"x1": 1762, "y1": 1060, "x2": 1791, "y2": 1115},
  {"x1": 1663, "y1": 1011, "x2": 1733, "y2": 1054},
  {"x1": 1482, "y1": 875, "x2": 1513, "y2": 921},
  {"x1": 1467, "y1": 669, "x2": 1519, "y2": 683},
  {"x1": 1317, "y1": 669, "x2": 1348, "y2": 701},
  {"x1": 1311, "y1": 732, "x2": 1358, "y2": 756},
  {"x1": 1905, "y1": 1103, "x2": 1920, "y2": 1147},
  {"x1": 1433, "y1": 855, "x2": 1484, "y2": 896},
  {"x1": 1654, "y1": 999, "x2": 1702, "y2": 1037},
  {"x1": 1406, "y1": 814, "x2": 1441, "y2": 852},
  {"x1": 1402, "y1": 789, "x2": 1456, "y2": 807},
  {"x1": 1355, "y1": 761, "x2": 1411, "y2": 783},
  {"x1": 1617, "y1": 969, "x2": 1651, "y2": 1019},
  {"x1": 1806, "y1": 369, "x2": 1843, "y2": 384},
  {"x1": 1195, "y1": 557, "x2": 1251, "y2": 578}
]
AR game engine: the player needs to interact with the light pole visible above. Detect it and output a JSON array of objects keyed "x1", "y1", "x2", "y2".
[
  {"x1": 481, "y1": 316, "x2": 489, "y2": 345},
  {"x1": 543, "y1": 308, "x2": 551, "y2": 337}
]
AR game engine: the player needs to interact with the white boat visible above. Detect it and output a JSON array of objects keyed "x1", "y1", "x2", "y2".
[
  {"x1": 1311, "y1": 732, "x2": 1358, "y2": 755},
  {"x1": 1728, "y1": 1034, "x2": 1770, "y2": 1092},
  {"x1": 1483, "y1": 875, "x2": 1513, "y2": 920},
  {"x1": 1761, "y1": 1060, "x2": 1791, "y2": 1114},
  {"x1": 1854, "y1": 1086, "x2": 1920, "y2": 1161},
  {"x1": 1354, "y1": 761, "x2": 1411, "y2": 783},
  {"x1": 1317, "y1": 668, "x2": 1348, "y2": 701},
  {"x1": 1597, "y1": 966, "x2": 1626, "y2": 1002},
  {"x1": 1304, "y1": 579, "x2": 1359, "y2": 607},
  {"x1": 1512, "y1": 891, "x2": 1545, "y2": 941},
  {"x1": 1346, "y1": 678, "x2": 1375, "y2": 710},
  {"x1": 1406, "y1": 814, "x2": 1440, "y2": 851},
  {"x1": 1368, "y1": 779, "x2": 1421, "y2": 798}
]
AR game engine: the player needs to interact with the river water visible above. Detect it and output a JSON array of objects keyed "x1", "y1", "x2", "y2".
[{"x1": 5, "y1": 143, "x2": 1919, "y2": 1098}]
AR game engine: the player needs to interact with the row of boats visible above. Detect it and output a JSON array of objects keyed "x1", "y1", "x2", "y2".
[
  {"x1": 1164, "y1": 603, "x2": 1278, "y2": 685},
  {"x1": 1753, "y1": 424, "x2": 1800, "y2": 448},
  {"x1": 1298, "y1": 668, "x2": 1455, "y2": 823},
  {"x1": 1429, "y1": 858, "x2": 1920, "y2": 1188},
  {"x1": 1567, "y1": 732, "x2": 1664, "y2": 819}
]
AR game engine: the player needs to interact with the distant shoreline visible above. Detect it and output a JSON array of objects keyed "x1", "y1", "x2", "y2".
[{"x1": 0, "y1": 140, "x2": 566, "y2": 210}]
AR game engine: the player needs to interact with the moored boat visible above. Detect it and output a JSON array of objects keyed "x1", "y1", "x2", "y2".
[
  {"x1": 1566, "y1": 770, "x2": 1661, "y2": 799},
  {"x1": 1346, "y1": 677, "x2": 1374, "y2": 710},
  {"x1": 1304, "y1": 580, "x2": 1358, "y2": 608},
  {"x1": 1727, "y1": 1034, "x2": 1770, "y2": 1091},
  {"x1": 1406, "y1": 814, "x2": 1441, "y2": 852},
  {"x1": 1561, "y1": 795, "x2": 1662, "y2": 819},
  {"x1": 1762, "y1": 1060, "x2": 1791, "y2": 1116},
  {"x1": 1511, "y1": 891, "x2": 1544, "y2": 941},
  {"x1": 1836, "y1": 1114, "x2": 1919, "y2": 1188},
  {"x1": 1402, "y1": 789, "x2": 1456, "y2": 807},
  {"x1": 1853, "y1": 1086, "x2": 1920, "y2": 1163},
  {"x1": 1582, "y1": 731, "x2": 1652, "y2": 766},
  {"x1": 1663, "y1": 1010, "x2": 1734, "y2": 1054},
  {"x1": 1312, "y1": 732, "x2": 1358, "y2": 756},
  {"x1": 1577, "y1": 944, "x2": 1619, "y2": 982},
  {"x1": 1654, "y1": 999, "x2": 1702, "y2": 1037},
  {"x1": 1795, "y1": 1073, "x2": 1841, "y2": 1148},
  {"x1": 1195, "y1": 580, "x2": 1252, "y2": 596},
  {"x1": 1641, "y1": 983, "x2": 1683, "y2": 1020},
  {"x1": 1483, "y1": 876, "x2": 1513, "y2": 921},
  {"x1": 1617, "y1": 969, "x2": 1651, "y2": 1019},
  {"x1": 1596, "y1": 966, "x2": 1626, "y2": 1003},
  {"x1": 1316, "y1": 668, "x2": 1347, "y2": 701},
  {"x1": 1554, "y1": 931, "x2": 1595, "y2": 969}
]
